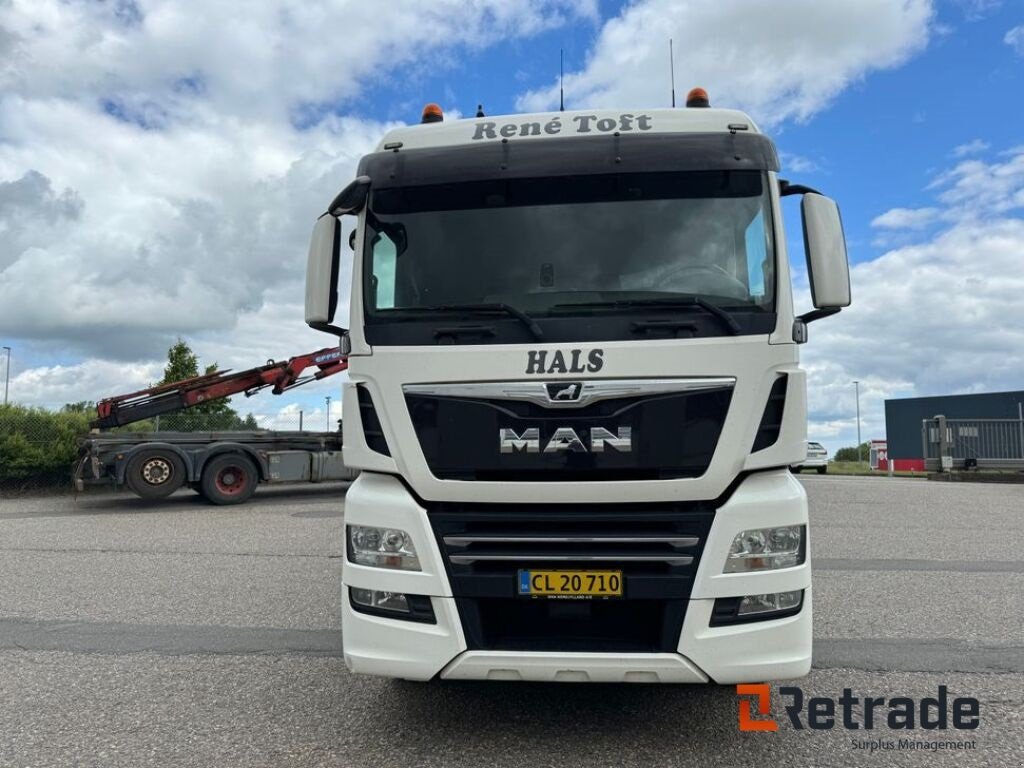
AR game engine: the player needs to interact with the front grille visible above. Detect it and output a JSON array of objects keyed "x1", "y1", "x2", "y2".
[
  {"x1": 428, "y1": 502, "x2": 713, "y2": 652},
  {"x1": 406, "y1": 385, "x2": 732, "y2": 481}
]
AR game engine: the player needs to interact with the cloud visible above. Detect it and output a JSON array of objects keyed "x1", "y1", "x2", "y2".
[
  {"x1": 516, "y1": 0, "x2": 934, "y2": 125},
  {"x1": 0, "y1": 0, "x2": 593, "y2": 370},
  {"x1": 779, "y1": 152, "x2": 821, "y2": 174},
  {"x1": 952, "y1": 138, "x2": 990, "y2": 157},
  {"x1": 0, "y1": 1, "x2": 594, "y2": 125},
  {"x1": 7, "y1": 359, "x2": 163, "y2": 409},
  {"x1": 804, "y1": 147, "x2": 1024, "y2": 450},
  {"x1": 929, "y1": 152, "x2": 1024, "y2": 214},
  {"x1": 1005, "y1": 25, "x2": 1024, "y2": 56},
  {"x1": 870, "y1": 207, "x2": 940, "y2": 229},
  {"x1": 0, "y1": 170, "x2": 83, "y2": 271},
  {"x1": 254, "y1": 400, "x2": 348, "y2": 432},
  {"x1": 954, "y1": 0, "x2": 1002, "y2": 21}
]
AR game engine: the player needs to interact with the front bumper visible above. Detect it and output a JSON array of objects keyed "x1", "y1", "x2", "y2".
[{"x1": 340, "y1": 470, "x2": 812, "y2": 683}]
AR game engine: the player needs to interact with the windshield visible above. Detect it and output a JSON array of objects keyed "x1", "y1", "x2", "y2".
[{"x1": 363, "y1": 170, "x2": 776, "y2": 344}]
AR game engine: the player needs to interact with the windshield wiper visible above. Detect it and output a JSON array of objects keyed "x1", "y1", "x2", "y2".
[
  {"x1": 388, "y1": 302, "x2": 544, "y2": 341},
  {"x1": 549, "y1": 296, "x2": 742, "y2": 335}
]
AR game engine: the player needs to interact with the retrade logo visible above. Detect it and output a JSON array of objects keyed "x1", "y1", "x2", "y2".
[
  {"x1": 736, "y1": 684, "x2": 980, "y2": 733},
  {"x1": 737, "y1": 684, "x2": 779, "y2": 732}
]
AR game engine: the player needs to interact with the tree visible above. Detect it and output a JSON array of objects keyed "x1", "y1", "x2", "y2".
[
  {"x1": 160, "y1": 339, "x2": 232, "y2": 416},
  {"x1": 834, "y1": 442, "x2": 870, "y2": 462},
  {"x1": 155, "y1": 339, "x2": 261, "y2": 431}
]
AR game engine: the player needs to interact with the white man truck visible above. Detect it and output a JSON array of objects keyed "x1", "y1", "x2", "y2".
[{"x1": 304, "y1": 94, "x2": 851, "y2": 684}]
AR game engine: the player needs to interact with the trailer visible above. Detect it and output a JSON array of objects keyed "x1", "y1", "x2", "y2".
[
  {"x1": 75, "y1": 429, "x2": 357, "y2": 504},
  {"x1": 75, "y1": 345, "x2": 357, "y2": 504}
]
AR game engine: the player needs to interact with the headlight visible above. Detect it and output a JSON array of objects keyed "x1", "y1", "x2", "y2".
[
  {"x1": 350, "y1": 588, "x2": 410, "y2": 613},
  {"x1": 710, "y1": 590, "x2": 804, "y2": 625},
  {"x1": 724, "y1": 525, "x2": 804, "y2": 572},
  {"x1": 349, "y1": 588, "x2": 437, "y2": 623},
  {"x1": 348, "y1": 524, "x2": 420, "y2": 570},
  {"x1": 737, "y1": 590, "x2": 802, "y2": 616}
]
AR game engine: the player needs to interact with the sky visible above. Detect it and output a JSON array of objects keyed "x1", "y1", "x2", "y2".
[{"x1": 0, "y1": 0, "x2": 1022, "y2": 453}]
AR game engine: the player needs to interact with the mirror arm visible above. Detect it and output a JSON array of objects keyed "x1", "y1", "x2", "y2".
[
  {"x1": 779, "y1": 179, "x2": 822, "y2": 197},
  {"x1": 792, "y1": 307, "x2": 842, "y2": 344},
  {"x1": 329, "y1": 176, "x2": 371, "y2": 216},
  {"x1": 799, "y1": 307, "x2": 841, "y2": 324},
  {"x1": 308, "y1": 320, "x2": 349, "y2": 339}
]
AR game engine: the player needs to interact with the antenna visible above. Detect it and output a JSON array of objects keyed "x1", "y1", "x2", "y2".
[
  {"x1": 560, "y1": 48, "x2": 564, "y2": 112},
  {"x1": 669, "y1": 38, "x2": 676, "y2": 108}
]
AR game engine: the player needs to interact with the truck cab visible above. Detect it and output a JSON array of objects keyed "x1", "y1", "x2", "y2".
[{"x1": 305, "y1": 100, "x2": 850, "y2": 683}]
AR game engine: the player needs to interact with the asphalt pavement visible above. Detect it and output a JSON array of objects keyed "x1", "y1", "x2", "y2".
[{"x1": 1, "y1": 476, "x2": 1022, "y2": 767}]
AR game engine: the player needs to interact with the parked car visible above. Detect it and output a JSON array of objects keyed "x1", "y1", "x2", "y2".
[{"x1": 791, "y1": 441, "x2": 829, "y2": 474}]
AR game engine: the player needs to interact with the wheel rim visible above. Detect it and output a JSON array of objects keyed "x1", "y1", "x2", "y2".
[
  {"x1": 215, "y1": 465, "x2": 246, "y2": 495},
  {"x1": 141, "y1": 458, "x2": 173, "y2": 486}
]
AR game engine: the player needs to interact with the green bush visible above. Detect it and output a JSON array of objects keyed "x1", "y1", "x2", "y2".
[
  {"x1": 0, "y1": 404, "x2": 90, "y2": 487},
  {"x1": 0, "y1": 404, "x2": 265, "y2": 491},
  {"x1": 833, "y1": 442, "x2": 870, "y2": 462}
]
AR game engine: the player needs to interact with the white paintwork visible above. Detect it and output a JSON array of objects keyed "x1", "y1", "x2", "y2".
[
  {"x1": 344, "y1": 338, "x2": 805, "y2": 503},
  {"x1": 341, "y1": 591, "x2": 466, "y2": 680},
  {"x1": 375, "y1": 108, "x2": 762, "y2": 151},
  {"x1": 315, "y1": 105, "x2": 846, "y2": 683},
  {"x1": 342, "y1": 472, "x2": 451, "y2": 596},
  {"x1": 680, "y1": 591, "x2": 813, "y2": 683},
  {"x1": 688, "y1": 469, "x2": 810, "y2": 599},
  {"x1": 339, "y1": 471, "x2": 812, "y2": 683}
]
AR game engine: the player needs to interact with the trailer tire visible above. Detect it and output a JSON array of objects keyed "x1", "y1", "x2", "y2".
[
  {"x1": 201, "y1": 453, "x2": 258, "y2": 505},
  {"x1": 125, "y1": 449, "x2": 186, "y2": 499}
]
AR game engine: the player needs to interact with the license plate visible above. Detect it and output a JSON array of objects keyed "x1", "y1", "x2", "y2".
[{"x1": 518, "y1": 569, "x2": 623, "y2": 597}]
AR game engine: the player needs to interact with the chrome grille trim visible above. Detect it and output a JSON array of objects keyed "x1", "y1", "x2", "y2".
[
  {"x1": 443, "y1": 535, "x2": 699, "y2": 548},
  {"x1": 404, "y1": 377, "x2": 736, "y2": 409},
  {"x1": 449, "y1": 554, "x2": 695, "y2": 565}
]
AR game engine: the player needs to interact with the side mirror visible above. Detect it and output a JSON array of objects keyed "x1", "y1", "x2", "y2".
[
  {"x1": 780, "y1": 183, "x2": 851, "y2": 341},
  {"x1": 306, "y1": 176, "x2": 371, "y2": 336},
  {"x1": 800, "y1": 193, "x2": 851, "y2": 323},
  {"x1": 305, "y1": 213, "x2": 344, "y2": 335}
]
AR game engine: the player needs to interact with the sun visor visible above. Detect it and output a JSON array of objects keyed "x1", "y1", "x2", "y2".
[{"x1": 358, "y1": 132, "x2": 780, "y2": 190}]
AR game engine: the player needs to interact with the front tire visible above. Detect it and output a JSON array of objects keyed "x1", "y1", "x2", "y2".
[
  {"x1": 125, "y1": 449, "x2": 186, "y2": 499},
  {"x1": 817, "y1": 466, "x2": 827, "y2": 475},
  {"x1": 201, "y1": 453, "x2": 258, "y2": 505}
]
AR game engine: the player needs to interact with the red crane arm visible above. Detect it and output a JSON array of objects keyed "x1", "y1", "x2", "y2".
[{"x1": 92, "y1": 347, "x2": 347, "y2": 429}]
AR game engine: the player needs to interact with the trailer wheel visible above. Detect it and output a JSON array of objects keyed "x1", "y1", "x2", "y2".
[
  {"x1": 125, "y1": 449, "x2": 186, "y2": 499},
  {"x1": 201, "y1": 453, "x2": 258, "y2": 505}
]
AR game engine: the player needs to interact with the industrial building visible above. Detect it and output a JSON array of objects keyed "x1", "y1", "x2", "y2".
[{"x1": 884, "y1": 389, "x2": 1024, "y2": 472}]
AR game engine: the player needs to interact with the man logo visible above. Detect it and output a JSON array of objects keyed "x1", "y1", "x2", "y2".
[
  {"x1": 545, "y1": 382, "x2": 581, "y2": 403},
  {"x1": 737, "y1": 684, "x2": 779, "y2": 732},
  {"x1": 499, "y1": 427, "x2": 632, "y2": 454}
]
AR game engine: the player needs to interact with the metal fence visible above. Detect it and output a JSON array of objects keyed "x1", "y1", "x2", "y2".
[{"x1": 922, "y1": 414, "x2": 1024, "y2": 472}]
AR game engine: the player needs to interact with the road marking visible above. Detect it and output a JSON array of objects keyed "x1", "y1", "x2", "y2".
[
  {"x1": 815, "y1": 558, "x2": 1024, "y2": 573},
  {"x1": 2, "y1": 618, "x2": 1022, "y2": 673}
]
